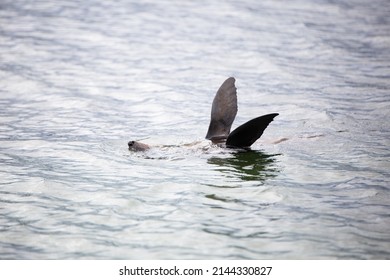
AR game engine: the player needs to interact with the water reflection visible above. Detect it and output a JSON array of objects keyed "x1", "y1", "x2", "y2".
[{"x1": 207, "y1": 150, "x2": 280, "y2": 182}]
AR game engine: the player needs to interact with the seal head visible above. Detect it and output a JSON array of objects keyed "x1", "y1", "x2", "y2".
[{"x1": 128, "y1": 141, "x2": 150, "y2": 152}]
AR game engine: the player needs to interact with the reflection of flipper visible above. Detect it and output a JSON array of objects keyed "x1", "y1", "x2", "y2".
[
  {"x1": 226, "y1": 113, "x2": 279, "y2": 148},
  {"x1": 206, "y1": 77, "x2": 238, "y2": 143}
]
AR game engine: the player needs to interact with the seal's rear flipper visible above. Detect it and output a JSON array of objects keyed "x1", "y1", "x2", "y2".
[
  {"x1": 226, "y1": 113, "x2": 279, "y2": 148},
  {"x1": 206, "y1": 77, "x2": 238, "y2": 143}
]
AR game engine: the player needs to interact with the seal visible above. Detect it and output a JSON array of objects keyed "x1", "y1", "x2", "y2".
[{"x1": 128, "y1": 77, "x2": 278, "y2": 151}]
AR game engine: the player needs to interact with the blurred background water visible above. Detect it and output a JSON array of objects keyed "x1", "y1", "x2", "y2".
[{"x1": 0, "y1": 0, "x2": 389, "y2": 259}]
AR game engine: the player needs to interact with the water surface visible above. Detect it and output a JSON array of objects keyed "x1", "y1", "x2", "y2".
[{"x1": 0, "y1": 0, "x2": 389, "y2": 259}]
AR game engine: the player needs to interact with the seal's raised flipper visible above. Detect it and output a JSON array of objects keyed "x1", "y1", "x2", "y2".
[
  {"x1": 226, "y1": 113, "x2": 279, "y2": 148},
  {"x1": 205, "y1": 77, "x2": 238, "y2": 143}
]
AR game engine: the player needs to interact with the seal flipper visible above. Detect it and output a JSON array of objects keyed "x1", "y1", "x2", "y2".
[
  {"x1": 205, "y1": 77, "x2": 238, "y2": 143},
  {"x1": 226, "y1": 113, "x2": 279, "y2": 148}
]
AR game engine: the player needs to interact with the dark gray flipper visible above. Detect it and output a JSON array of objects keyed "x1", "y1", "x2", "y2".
[
  {"x1": 226, "y1": 113, "x2": 279, "y2": 148},
  {"x1": 205, "y1": 77, "x2": 238, "y2": 143}
]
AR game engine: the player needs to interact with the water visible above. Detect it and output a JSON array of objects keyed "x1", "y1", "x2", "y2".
[{"x1": 0, "y1": 0, "x2": 389, "y2": 259}]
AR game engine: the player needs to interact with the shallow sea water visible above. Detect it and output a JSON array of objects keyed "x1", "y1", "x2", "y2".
[{"x1": 0, "y1": 0, "x2": 389, "y2": 259}]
